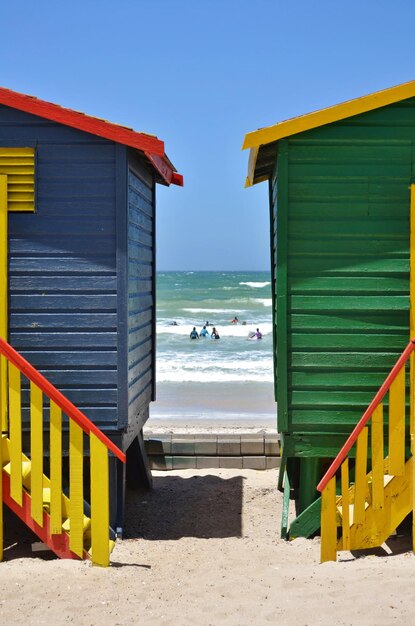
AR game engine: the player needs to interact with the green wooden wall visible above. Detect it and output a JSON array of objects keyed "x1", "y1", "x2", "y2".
[{"x1": 272, "y1": 98, "x2": 415, "y2": 457}]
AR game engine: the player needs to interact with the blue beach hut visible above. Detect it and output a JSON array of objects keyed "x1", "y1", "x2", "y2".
[{"x1": 0, "y1": 87, "x2": 183, "y2": 536}]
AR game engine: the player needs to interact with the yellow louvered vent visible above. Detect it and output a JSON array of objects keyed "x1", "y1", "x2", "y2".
[{"x1": 0, "y1": 147, "x2": 35, "y2": 212}]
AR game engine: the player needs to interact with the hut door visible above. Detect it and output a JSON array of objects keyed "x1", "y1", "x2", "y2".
[{"x1": 0, "y1": 175, "x2": 7, "y2": 431}]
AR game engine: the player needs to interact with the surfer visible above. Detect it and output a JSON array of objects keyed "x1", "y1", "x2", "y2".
[
  {"x1": 200, "y1": 325, "x2": 210, "y2": 338},
  {"x1": 190, "y1": 327, "x2": 199, "y2": 340},
  {"x1": 248, "y1": 328, "x2": 262, "y2": 340},
  {"x1": 230, "y1": 316, "x2": 239, "y2": 324},
  {"x1": 211, "y1": 327, "x2": 220, "y2": 339}
]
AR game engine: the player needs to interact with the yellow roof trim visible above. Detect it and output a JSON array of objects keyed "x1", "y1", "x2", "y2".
[
  {"x1": 242, "y1": 79, "x2": 415, "y2": 151},
  {"x1": 246, "y1": 146, "x2": 259, "y2": 187},
  {"x1": 245, "y1": 171, "x2": 268, "y2": 188}
]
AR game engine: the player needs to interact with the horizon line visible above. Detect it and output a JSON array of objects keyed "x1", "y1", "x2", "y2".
[{"x1": 157, "y1": 268, "x2": 270, "y2": 272}]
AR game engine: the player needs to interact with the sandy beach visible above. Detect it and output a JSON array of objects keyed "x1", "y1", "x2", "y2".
[{"x1": 1, "y1": 467, "x2": 415, "y2": 625}]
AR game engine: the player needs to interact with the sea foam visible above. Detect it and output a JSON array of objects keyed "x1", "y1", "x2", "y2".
[
  {"x1": 154, "y1": 271, "x2": 275, "y2": 421},
  {"x1": 239, "y1": 281, "x2": 271, "y2": 288},
  {"x1": 157, "y1": 322, "x2": 273, "y2": 337},
  {"x1": 156, "y1": 355, "x2": 274, "y2": 383}
]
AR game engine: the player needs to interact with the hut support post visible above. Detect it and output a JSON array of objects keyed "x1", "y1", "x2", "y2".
[
  {"x1": 298, "y1": 458, "x2": 320, "y2": 513},
  {"x1": 126, "y1": 430, "x2": 153, "y2": 490},
  {"x1": 116, "y1": 458, "x2": 126, "y2": 538},
  {"x1": 109, "y1": 456, "x2": 126, "y2": 538}
]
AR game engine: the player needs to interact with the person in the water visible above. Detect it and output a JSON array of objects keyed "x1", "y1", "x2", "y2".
[
  {"x1": 190, "y1": 327, "x2": 199, "y2": 340},
  {"x1": 255, "y1": 328, "x2": 262, "y2": 339},
  {"x1": 200, "y1": 325, "x2": 210, "y2": 338},
  {"x1": 211, "y1": 327, "x2": 220, "y2": 339}
]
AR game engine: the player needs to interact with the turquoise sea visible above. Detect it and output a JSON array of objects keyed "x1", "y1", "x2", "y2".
[{"x1": 149, "y1": 271, "x2": 277, "y2": 427}]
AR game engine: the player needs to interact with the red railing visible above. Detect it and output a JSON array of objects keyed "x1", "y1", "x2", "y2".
[
  {"x1": 317, "y1": 338, "x2": 415, "y2": 494},
  {"x1": 0, "y1": 337, "x2": 125, "y2": 463}
]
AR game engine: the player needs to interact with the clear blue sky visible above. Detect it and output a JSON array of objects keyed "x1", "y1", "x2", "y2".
[{"x1": 1, "y1": 1, "x2": 414, "y2": 270}]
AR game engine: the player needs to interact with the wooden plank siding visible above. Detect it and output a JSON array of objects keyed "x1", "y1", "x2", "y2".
[
  {"x1": 3, "y1": 105, "x2": 119, "y2": 432},
  {"x1": 275, "y1": 140, "x2": 289, "y2": 432},
  {"x1": 272, "y1": 99, "x2": 415, "y2": 448},
  {"x1": 126, "y1": 154, "x2": 155, "y2": 426},
  {"x1": 269, "y1": 173, "x2": 278, "y2": 405}
]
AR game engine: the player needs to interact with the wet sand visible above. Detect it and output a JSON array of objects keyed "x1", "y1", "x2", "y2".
[{"x1": 150, "y1": 381, "x2": 276, "y2": 428}]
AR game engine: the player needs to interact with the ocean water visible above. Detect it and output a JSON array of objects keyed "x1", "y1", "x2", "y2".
[{"x1": 149, "y1": 271, "x2": 277, "y2": 427}]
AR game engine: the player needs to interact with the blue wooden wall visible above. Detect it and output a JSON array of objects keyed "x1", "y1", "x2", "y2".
[
  {"x1": 0, "y1": 104, "x2": 156, "y2": 439},
  {"x1": 126, "y1": 153, "x2": 155, "y2": 430}
]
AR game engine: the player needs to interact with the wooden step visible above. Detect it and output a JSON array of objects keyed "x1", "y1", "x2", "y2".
[
  {"x1": 3, "y1": 460, "x2": 32, "y2": 483},
  {"x1": 336, "y1": 457, "x2": 413, "y2": 550},
  {"x1": 62, "y1": 515, "x2": 91, "y2": 533},
  {"x1": 3, "y1": 458, "x2": 92, "y2": 542},
  {"x1": 88, "y1": 539, "x2": 116, "y2": 559},
  {"x1": 42, "y1": 487, "x2": 51, "y2": 513},
  {"x1": 383, "y1": 474, "x2": 394, "y2": 487},
  {"x1": 337, "y1": 501, "x2": 369, "y2": 525},
  {"x1": 2, "y1": 449, "x2": 113, "y2": 564},
  {"x1": 336, "y1": 473, "x2": 395, "y2": 522}
]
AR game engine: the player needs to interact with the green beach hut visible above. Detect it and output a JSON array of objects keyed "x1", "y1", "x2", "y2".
[{"x1": 243, "y1": 80, "x2": 415, "y2": 538}]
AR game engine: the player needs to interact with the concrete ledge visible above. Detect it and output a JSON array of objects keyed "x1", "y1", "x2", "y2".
[
  {"x1": 196, "y1": 456, "x2": 220, "y2": 469},
  {"x1": 148, "y1": 455, "x2": 281, "y2": 470},
  {"x1": 243, "y1": 456, "x2": 266, "y2": 470},
  {"x1": 145, "y1": 435, "x2": 172, "y2": 456},
  {"x1": 217, "y1": 438, "x2": 241, "y2": 456},
  {"x1": 171, "y1": 456, "x2": 197, "y2": 470},
  {"x1": 171, "y1": 440, "x2": 196, "y2": 455},
  {"x1": 240, "y1": 436, "x2": 264, "y2": 456},
  {"x1": 149, "y1": 455, "x2": 173, "y2": 470},
  {"x1": 266, "y1": 456, "x2": 280, "y2": 469},
  {"x1": 195, "y1": 440, "x2": 218, "y2": 455},
  {"x1": 219, "y1": 456, "x2": 243, "y2": 469},
  {"x1": 265, "y1": 436, "x2": 280, "y2": 456},
  {"x1": 144, "y1": 429, "x2": 280, "y2": 471}
]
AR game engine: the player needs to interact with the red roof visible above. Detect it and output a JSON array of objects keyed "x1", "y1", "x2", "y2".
[{"x1": 0, "y1": 87, "x2": 183, "y2": 186}]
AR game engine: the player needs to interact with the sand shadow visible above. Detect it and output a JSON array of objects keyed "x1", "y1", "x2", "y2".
[
  {"x1": 2, "y1": 473, "x2": 244, "y2": 559},
  {"x1": 346, "y1": 533, "x2": 413, "y2": 561},
  {"x1": 2, "y1": 507, "x2": 56, "y2": 561},
  {"x1": 345, "y1": 515, "x2": 414, "y2": 560},
  {"x1": 124, "y1": 474, "x2": 244, "y2": 540},
  {"x1": 2, "y1": 508, "x2": 152, "y2": 568}
]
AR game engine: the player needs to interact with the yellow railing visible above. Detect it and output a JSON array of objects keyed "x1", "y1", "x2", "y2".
[
  {"x1": 0, "y1": 337, "x2": 125, "y2": 566},
  {"x1": 317, "y1": 339, "x2": 415, "y2": 562}
]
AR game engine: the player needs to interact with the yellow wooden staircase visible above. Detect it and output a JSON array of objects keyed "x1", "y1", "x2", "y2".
[
  {"x1": 318, "y1": 339, "x2": 415, "y2": 562},
  {"x1": 0, "y1": 337, "x2": 125, "y2": 566}
]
